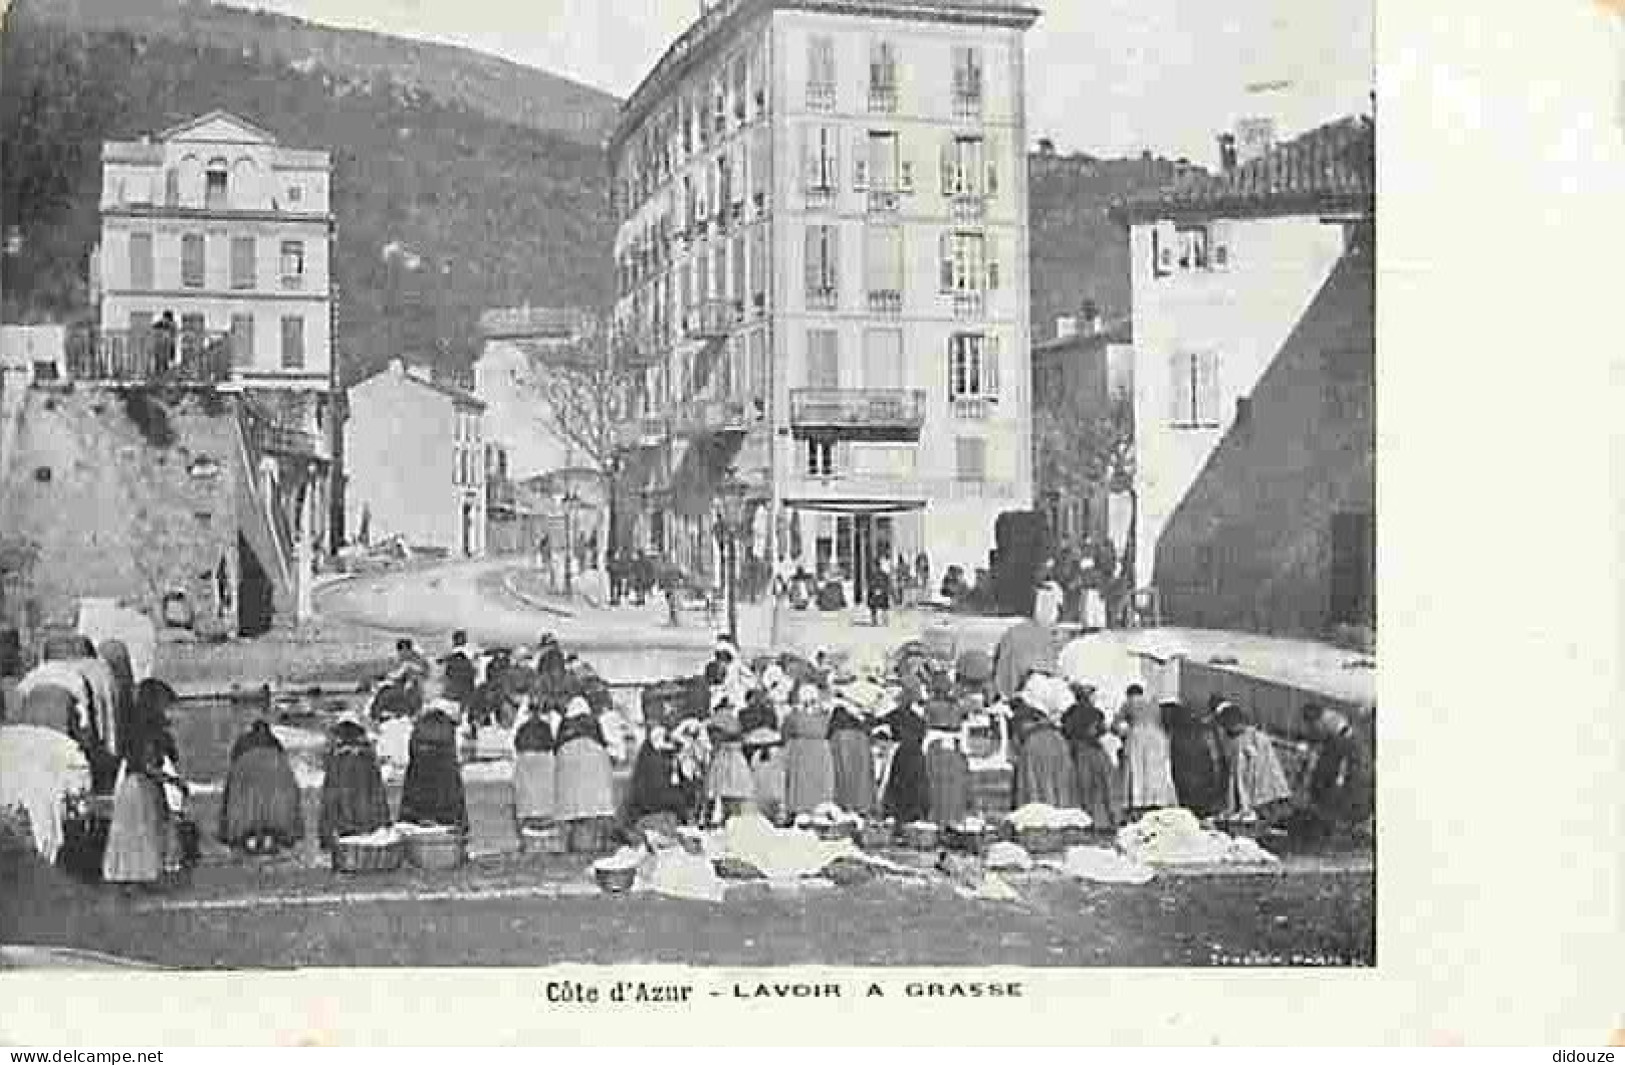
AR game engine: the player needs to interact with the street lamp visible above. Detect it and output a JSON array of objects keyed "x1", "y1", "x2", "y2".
[
  {"x1": 555, "y1": 486, "x2": 582, "y2": 596},
  {"x1": 712, "y1": 468, "x2": 749, "y2": 645}
]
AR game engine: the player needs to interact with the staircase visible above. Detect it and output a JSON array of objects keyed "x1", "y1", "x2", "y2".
[{"x1": 228, "y1": 400, "x2": 295, "y2": 622}]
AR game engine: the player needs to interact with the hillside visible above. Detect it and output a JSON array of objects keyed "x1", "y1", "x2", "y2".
[
  {"x1": 20, "y1": 0, "x2": 622, "y2": 145},
  {"x1": 0, "y1": 1, "x2": 615, "y2": 383},
  {"x1": 1027, "y1": 146, "x2": 1201, "y2": 342}
]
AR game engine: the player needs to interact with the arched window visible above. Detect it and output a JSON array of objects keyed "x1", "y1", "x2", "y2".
[
  {"x1": 205, "y1": 157, "x2": 229, "y2": 209},
  {"x1": 176, "y1": 155, "x2": 203, "y2": 207},
  {"x1": 231, "y1": 156, "x2": 260, "y2": 208}
]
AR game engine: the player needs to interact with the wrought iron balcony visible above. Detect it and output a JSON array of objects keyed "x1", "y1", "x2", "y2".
[
  {"x1": 65, "y1": 327, "x2": 232, "y2": 385},
  {"x1": 684, "y1": 299, "x2": 734, "y2": 339},
  {"x1": 790, "y1": 388, "x2": 926, "y2": 441},
  {"x1": 867, "y1": 290, "x2": 902, "y2": 315},
  {"x1": 868, "y1": 86, "x2": 898, "y2": 114},
  {"x1": 806, "y1": 84, "x2": 836, "y2": 111},
  {"x1": 670, "y1": 397, "x2": 749, "y2": 437},
  {"x1": 952, "y1": 92, "x2": 983, "y2": 121},
  {"x1": 867, "y1": 189, "x2": 901, "y2": 214}
]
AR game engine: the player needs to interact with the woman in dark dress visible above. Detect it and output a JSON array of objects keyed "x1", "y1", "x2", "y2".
[
  {"x1": 1064, "y1": 699, "x2": 1122, "y2": 830},
  {"x1": 1012, "y1": 690, "x2": 1078, "y2": 809},
  {"x1": 318, "y1": 718, "x2": 391, "y2": 848},
  {"x1": 879, "y1": 691, "x2": 929, "y2": 824},
  {"x1": 101, "y1": 679, "x2": 178, "y2": 887},
  {"x1": 397, "y1": 707, "x2": 468, "y2": 830},
  {"x1": 1165, "y1": 699, "x2": 1226, "y2": 816},
  {"x1": 554, "y1": 697, "x2": 615, "y2": 852},
  {"x1": 219, "y1": 719, "x2": 304, "y2": 854},
  {"x1": 923, "y1": 681, "x2": 971, "y2": 827},
  {"x1": 511, "y1": 704, "x2": 557, "y2": 830},
  {"x1": 828, "y1": 699, "x2": 877, "y2": 815},
  {"x1": 624, "y1": 720, "x2": 690, "y2": 833}
]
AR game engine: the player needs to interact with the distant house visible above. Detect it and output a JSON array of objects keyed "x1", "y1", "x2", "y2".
[
  {"x1": 1115, "y1": 115, "x2": 1375, "y2": 637},
  {"x1": 473, "y1": 305, "x2": 597, "y2": 480},
  {"x1": 1030, "y1": 311, "x2": 1133, "y2": 552},
  {"x1": 345, "y1": 359, "x2": 487, "y2": 557}
]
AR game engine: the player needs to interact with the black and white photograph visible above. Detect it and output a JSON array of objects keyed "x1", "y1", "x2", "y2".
[{"x1": 2, "y1": 0, "x2": 1379, "y2": 978}]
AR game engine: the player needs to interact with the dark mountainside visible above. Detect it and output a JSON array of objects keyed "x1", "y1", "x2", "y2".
[
  {"x1": 20, "y1": 0, "x2": 622, "y2": 144},
  {"x1": 1, "y1": 0, "x2": 616, "y2": 383}
]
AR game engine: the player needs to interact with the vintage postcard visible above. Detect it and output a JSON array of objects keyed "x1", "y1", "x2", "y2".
[{"x1": 0, "y1": 0, "x2": 1617, "y2": 1048}]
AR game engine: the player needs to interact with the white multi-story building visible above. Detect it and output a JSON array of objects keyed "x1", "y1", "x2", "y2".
[{"x1": 609, "y1": 0, "x2": 1039, "y2": 595}]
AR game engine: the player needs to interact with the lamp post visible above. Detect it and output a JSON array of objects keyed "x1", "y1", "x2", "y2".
[
  {"x1": 713, "y1": 468, "x2": 749, "y2": 645},
  {"x1": 555, "y1": 487, "x2": 581, "y2": 596}
]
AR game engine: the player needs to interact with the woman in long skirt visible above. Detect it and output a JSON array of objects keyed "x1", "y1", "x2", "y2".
[
  {"x1": 828, "y1": 699, "x2": 877, "y2": 815},
  {"x1": 1216, "y1": 703, "x2": 1294, "y2": 820},
  {"x1": 1013, "y1": 698, "x2": 1078, "y2": 809},
  {"x1": 1165, "y1": 699, "x2": 1226, "y2": 817},
  {"x1": 553, "y1": 697, "x2": 615, "y2": 852},
  {"x1": 878, "y1": 690, "x2": 930, "y2": 825},
  {"x1": 511, "y1": 703, "x2": 557, "y2": 830},
  {"x1": 923, "y1": 689, "x2": 970, "y2": 827},
  {"x1": 1066, "y1": 701, "x2": 1122, "y2": 831},
  {"x1": 704, "y1": 701, "x2": 754, "y2": 823},
  {"x1": 1116, "y1": 688, "x2": 1178, "y2": 815},
  {"x1": 742, "y1": 725, "x2": 787, "y2": 824},
  {"x1": 102, "y1": 680, "x2": 176, "y2": 887},
  {"x1": 782, "y1": 685, "x2": 835, "y2": 817},
  {"x1": 219, "y1": 720, "x2": 304, "y2": 854},
  {"x1": 317, "y1": 717, "x2": 391, "y2": 848},
  {"x1": 625, "y1": 721, "x2": 690, "y2": 834},
  {"x1": 397, "y1": 706, "x2": 468, "y2": 830}
]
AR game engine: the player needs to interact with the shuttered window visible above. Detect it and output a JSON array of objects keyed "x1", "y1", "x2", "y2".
[
  {"x1": 230, "y1": 236, "x2": 256, "y2": 289},
  {"x1": 181, "y1": 233, "x2": 205, "y2": 288},
  {"x1": 805, "y1": 225, "x2": 839, "y2": 302},
  {"x1": 865, "y1": 226, "x2": 903, "y2": 294},
  {"x1": 941, "y1": 135, "x2": 984, "y2": 196},
  {"x1": 948, "y1": 333, "x2": 999, "y2": 400},
  {"x1": 863, "y1": 328, "x2": 904, "y2": 388},
  {"x1": 955, "y1": 436, "x2": 987, "y2": 482},
  {"x1": 940, "y1": 232, "x2": 987, "y2": 292},
  {"x1": 1170, "y1": 350, "x2": 1222, "y2": 427},
  {"x1": 280, "y1": 315, "x2": 305, "y2": 370},
  {"x1": 128, "y1": 233, "x2": 153, "y2": 290},
  {"x1": 230, "y1": 313, "x2": 254, "y2": 367},
  {"x1": 806, "y1": 328, "x2": 839, "y2": 388}
]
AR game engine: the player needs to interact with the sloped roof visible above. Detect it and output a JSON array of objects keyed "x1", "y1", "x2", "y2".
[
  {"x1": 1116, "y1": 115, "x2": 1374, "y2": 222},
  {"x1": 156, "y1": 109, "x2": 280, "y2": 146}
]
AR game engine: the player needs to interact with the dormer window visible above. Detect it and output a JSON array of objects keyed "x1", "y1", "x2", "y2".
[{"x1": 205, "y1": 159, "x2": 229, "y2": 209}]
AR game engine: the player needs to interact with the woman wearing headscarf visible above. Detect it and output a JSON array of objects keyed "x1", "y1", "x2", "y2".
[
  {"x1": 828, "y1": 695, "x2": 877, "y2": 816},
  {"x1": 922, "y1": 672, "x2": 970, "y2": 827},
  {"x1": 1165, "y1": 698, "x2": 1227, "y2": 817},
  {"x1": 219, "y1": 719, "x2": 304, "y2": 854},
  {"x1": 1217, "y1": 702, "x2": 1294, "y2": 821},
  {"x1": 397, "y1": 704, "x2": 468, "y2": 831},
  {"x1": 1014, "y1": 674, "x2": 1078, "y2": 809},
  {"x1": 782, "y1": 684, "x2": 835, "y2": 817},
  {"x1": 878, "y1": 680, "x2": 930, "y2": 824},
  {"x1": 704, "y1": 698, "x2": 754, "y2": 824},
  {"x1": 554, "y1": 696, "x2": 615, "y2": 852},
  {"x1": 98, "y1": 639, "x2": 136, "y2": 757},
  {"x1": 511, "y1": 700, "x2": 557, "y2": 830},
  {"x1": 1063, "y1": 686, "x2": 1121, "y2": 830},
  {"x1": 1115, "y1": 686, "x2": 1178, "y2": 814},
  {"x1": 102, "y1": 679, "x2": 178, "y2": 887},
  {"x1": 625, "y1": 714, "x2": 692, "y2": 833},
  {"x1": 317, "y1": 716, "x2": 391, "y2": 849}
]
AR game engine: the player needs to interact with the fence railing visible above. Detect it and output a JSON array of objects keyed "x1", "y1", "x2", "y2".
[{"x1": 65, "y1": 328, "x2": 232, "y2": 385}]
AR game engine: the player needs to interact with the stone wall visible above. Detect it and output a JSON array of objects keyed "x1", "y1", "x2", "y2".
[{"x1": 0, "y1": 385, "x2": 246, "y2": 638}]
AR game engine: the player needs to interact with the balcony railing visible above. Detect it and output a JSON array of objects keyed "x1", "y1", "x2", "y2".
[
  {"x1": 806, "y1": 287, "x2": 839, "y2": 312},
  {"x1": 806, "y1": 84, "x2": 836, "y2": 111},
  {"x1": 247, "y1": 421, "x2": 331, "y2": 462},
  {"x1": 949, "y1": 196, "x2": 987, "y2": 223},
  {"x1": 951, "y1": 291, "x2": 987, "y2": 319},
  {"x1": 868, "y1": 86, "x2": 898, "y2": 113},
  {"x1": 867, "y1": 189, "x2": 901, "y2": 214},
  {"x1": 866, "y1": 290, "x2": 902, "y2": 315},
  {"x1": 684, "y1": 299, "x2": 734, "y2": 338},
  {"x1": 671, "y1": 397, "x2": 749, "y2": 437},
  {"x1": 790, "y1": 388, "x2": 926, "y2": 440},
  {"x1": 952, "y1": 92, "x2": 983, "y2": 121},
  {"x1": 65, "y1": 327, "x2": 233, "y2": 385}
]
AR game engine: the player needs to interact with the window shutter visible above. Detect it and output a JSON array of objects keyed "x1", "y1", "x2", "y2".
[
  {"x1": 986, "y1": 234, "x2": 1001, "y2": 290},
  {"x1": 230, "y1": 313, "x2": 254, "y2": 367},
  {"x1": 939, "y1": 232, "x2": 954, "y2": 292},
  {"x1": 1198, "y1": 350, "x2": 1221, "y2": 425},
  {"x1": 1211, "y1": 221, "x2": 1233, "y2": 270},
  {"x1": 899, "y1": 134, "x2": 914, "y2": 193},
  {"x1": 230, "y1": 236, "x2": 255, "y2": 289},
  {"x1": 129, "y1": 233, "x2": 153, "y2": 290},
  {"x1": 1154, "y1": 221, "x2": 1178, "y2": 275},
  {"x1": 827, "y1": 224, "x2": 841, "y2": 292},
  {"x1": 946, "y1": 335, "x2": 957, "y2": 401},
  {"x1": 984, "y1": 134, "x2": 1000, "y2": 197},
  {"x1": 1170, "y1": 351, "x2": 1189, "y2": 424},
  {"x1": 828, "y1": 127, "x2": 841, "y2": 189},
  {"x1": 984, "y1": 333, "x2": 1001, "y2": 397},
  {"x1": 940, "y1": 135, "x2": 956, "y2": 195},
  {"x1": 852, "y1": 129, "x2": 869, "y2": 191}
]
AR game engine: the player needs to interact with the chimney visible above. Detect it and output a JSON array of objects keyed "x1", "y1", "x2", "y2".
[
  {"x1": 389, "y1": 358, "x2": 406, "y2": 376},
  {"x1": 1054, "y1": 316, "x2": 1078, "y2": 340},
  {"x1": 1217, "y1": 133, "x2": 1238, "y2": 173}
]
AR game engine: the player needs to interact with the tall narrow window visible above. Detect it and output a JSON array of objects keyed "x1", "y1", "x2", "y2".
[
  {"x1": 164, "y1": 168, "x2": 180, "y2": 207},
  {"x1": 230, "y1": 235, "x2": 255, "y2": 289},
  {"x1": 128, "y1": 232, "x2": 154, "y2": 290},
  {"x1": 865, "y1": 226, "x2": 903, "y2": 312},
  {"x1": 940, "y1": 232, "x2": 987, "y2": 292},
  {"x1": 806, "y1": 439, "x2": 838, "y2": 477},
  {"x1": 806, "y1": 328, "x2": 840, "y2": 389},
  {"x1": 867, "y1": 131, "x2": 899, "y2": 193},
  {"x1": 280, "y1": 315, "x2": 305, "y2": 370},
  {"x1": 804, "y1": 225, "x2": 839, "y2": 307},
  {"x1": 807, "y1": 36, "x2": 836, "y2": 109},
  {"x1": 942, "y1": 135, "x2": 985, "y2": 197},
  {"x1": 205, "y1": 159, "x2": 229, "y2": 209},
  {"x1": 180, "y1": 233, "x2": 205, "y2": 288},
  {"x1": 955, "y1": 436, "x2": 987, "y2": 482},
  {"x1": 230, "y1": 313, "x2": 254, "y2": 367},
  {"x1": 869, "y1": 40, "x2": 898, "y2": 111},
  {"x1": 1169, "y1": 350, "x2": 1222, "y2": 427},
  {"x1": 279, "y1": 240, "x2": 306, "y2": 289},
  {"x1": 951, "y1": 45, "x2": 983, "y2": 117},
  {"x1": 948, "y1": 333, "x2": 1000, "y2": 400},
  {"x1": 863, "y1": 328, "x2": 904, "y2": 388}
]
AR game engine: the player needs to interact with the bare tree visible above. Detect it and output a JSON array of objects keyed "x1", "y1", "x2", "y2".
[{"x1": 1035, "y1": 392, "x2": 1136, "y2": 579}]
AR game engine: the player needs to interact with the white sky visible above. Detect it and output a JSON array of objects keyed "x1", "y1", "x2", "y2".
[{"x1": 232, "y1": 0, "x2": 1373, "y2": 165}]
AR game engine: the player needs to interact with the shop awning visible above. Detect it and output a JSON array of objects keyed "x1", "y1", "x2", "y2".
[{"x1": 782, "y1": 498, "x2": 928, "y2": 516}]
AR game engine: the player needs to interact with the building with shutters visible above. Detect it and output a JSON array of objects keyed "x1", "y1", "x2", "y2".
[
  {"x1": 1116, "y1": 115, "x2": 1374, "y2": 636},
  {"x1": 608, "y1": 0, "x2": 1038, "y2": 597}
]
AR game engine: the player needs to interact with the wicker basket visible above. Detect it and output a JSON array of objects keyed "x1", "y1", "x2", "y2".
[
  {"x1": 594, "y1": 865, "x2": 637, "y2": 894},
  {"x1": 858, "y1": 822, "x2": 895, "y2": 850},
  {"x1": 943, "y1": 825, "x2": 991, "y2": 855},
  {"x1": 332, "y1": 839, "x2": 405, "y2": 874},
  {"x1": 899, "y1": 823, "x2": 941, "y2": 851},
  {"x1": 520, "y1": 824, "x2": 566, "y2": 854},
  {"x1": 1017, "y1": 825, "x2": 1066, "y2": 855},
  {"x1": 404, "y1": 830, "x2": 465, "y2": 871}
]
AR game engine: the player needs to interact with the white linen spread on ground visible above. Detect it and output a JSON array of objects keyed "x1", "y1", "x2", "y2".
[
  {"x1": 0, "y1": 724, "x2": 92, "y2": 863},
  {"x1": 1114, "y1": 808, "x2": 1280, "y2": 866}
]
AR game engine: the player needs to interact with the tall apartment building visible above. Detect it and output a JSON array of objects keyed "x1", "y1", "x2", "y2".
[{"x1": 609, "y1": 0, "x2": 1039, "y2": 595}]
